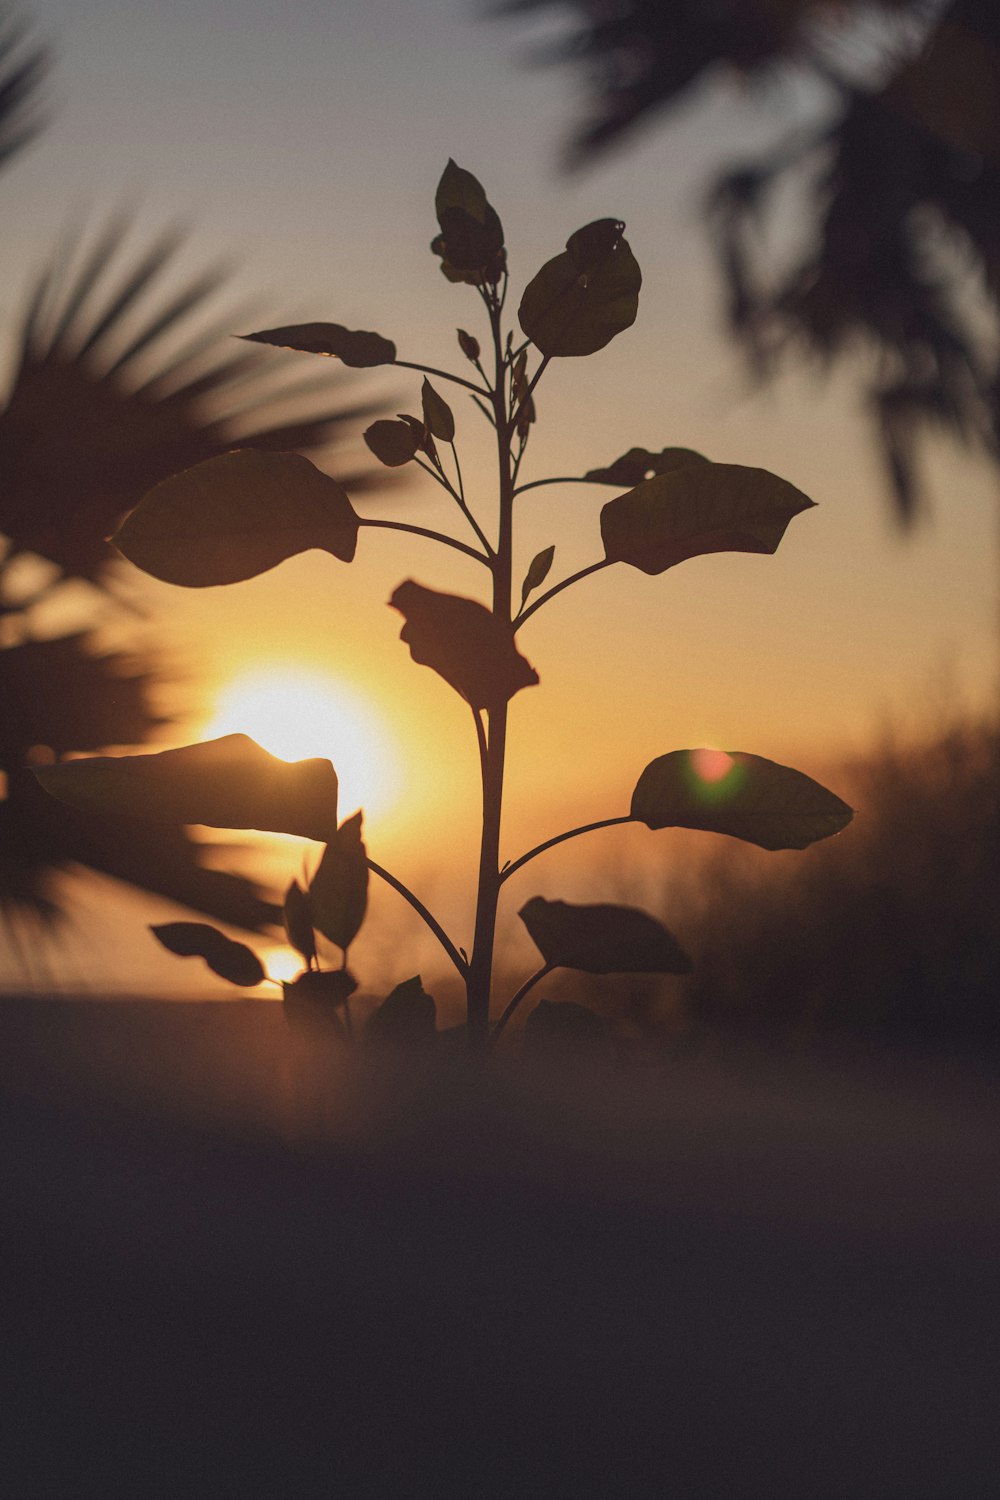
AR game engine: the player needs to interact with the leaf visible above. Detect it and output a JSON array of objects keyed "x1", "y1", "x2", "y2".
[
  {"x1": 523, "y1": 999, "x2": 612, "y2": 1052},
  {"x1": 630, "y1": 749, "x2": 854, "y2": 851},
  {"x1": 365, "y1": 976, "x2": 437, "y2": 1046},
  {"x1": 151, "y1": 922, "x2": 265, "y2": 987},
  {"x1": 309, "y1": 811, "x2": 368, "y2": 952},
  {"x1": 113, "y1": 449, "x2": 359, "y2": 586},
  {"x1": 421, "y1": 379, "x2": 455, "y2": 443},
  {"x1": 431, "y1": 159, "x2": 506, "y2": 286},
  {"x1": 390, "y1": 579, "x2": 539, "y2": 710},
  {"x1": 283, "y1": 879, "x2": 316, "y2": 965},
  {"x1": 283, "y1": 968, "x2": 358, "y2": 1033},
  {"x1": 600, "y1": 463, "x2": 814, "y2": 575},
  {"x1": 34, "y1": 734, "x2": 340, "y2": 842},
  {"x1": 518, "y1": 218, "x2": 641, "y2": 358},
  {"x1": 364, "y1": 418, "x2": 421, "y2": 467},
  {"x1": 584, "y1": 447, "x2": 709, "y2": 486},
  {"x1": 457, "y1": 328, "x2": 480, "y2": 362},
  {"x1": 241, "y1": 322, "x2": 396, "y2": 367},
  {"x1": 520, "y1": 545, "x2": 555, "y2": 607},
  {"x1": 519, "y1": 896, "x2": 692, "y2": 975}
]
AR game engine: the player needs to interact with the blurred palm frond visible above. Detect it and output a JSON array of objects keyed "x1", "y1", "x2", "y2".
[{"x1": 0, "y1": 9, "x2": 48, "y2": 172}]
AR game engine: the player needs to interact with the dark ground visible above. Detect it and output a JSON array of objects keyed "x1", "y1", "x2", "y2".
[{"x1": 2, "y1": 997, "x2": 998, "y2": 1498}]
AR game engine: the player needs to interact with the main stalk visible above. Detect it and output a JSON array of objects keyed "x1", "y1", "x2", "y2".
[{"x1": 465, "y1": 291, "x2": 514, "y2": 1046}]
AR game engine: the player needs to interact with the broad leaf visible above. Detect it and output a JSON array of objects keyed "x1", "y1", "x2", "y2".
[
  {"x1": 365, "y1": 976, "x2": 437, "y2": 1045},
  {"x1": 431, "y1": 159, "x2": 506, "y2": 286},
  {"x1": 114, "y1": 449, "x2": 359, "y2": 586},
  {"x1": 283, "y1": 968, "x2": 357, "y2": 1033},
  {"x1": 630, "y1": 749, "x2": 854, "y2": 851},
  {"x1": 520, "y1": 545, "x2": 555, "y2": 607},
  {"x1": 421, "y1": 379, "x2": 455, "y2": 443},
  {"x1": 518, "y1": 218, "x2": 641, "y2": 358},
  {"x1": 584, "y1": 447, "x2": 709, "y2": 486},
  {"x1": 390, "y1": 579, "x2": 539, "y2": 709},
  {"x1": 283, "y1": 879, "x2": 316, "y2": 965},
  {"x1": 309, "y1": 811, "x2": 368, "y2": 952},
  {"x1": 519, "y1": 896, "x2": 692, "y2": 975},
  {"x1": 241, "y1": 322, "x2": 396, "y2": 367},
  {"x1": 365, "y1": 418, "x2": 421, "y2": 467},
  {"x1": 151, "y1": 922, "x2": 265, "y2": 987},
  {"x1": 601, "y1": 463, "x2": 814, "y2": 575},
  {"x1": 34, "y1": 734, "x2": 340, "y2": 842}
]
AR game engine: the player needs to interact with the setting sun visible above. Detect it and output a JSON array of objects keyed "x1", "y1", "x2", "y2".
[{"x1": 201, "y1": 667, "x2": 398, "y2": 825}]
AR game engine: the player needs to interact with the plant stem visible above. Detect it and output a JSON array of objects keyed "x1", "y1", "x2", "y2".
[
  {"x1": 491, "y1": 962, "x2": 554, "y2": 1042},
  {"x1": 513, "y1": 475, "x2": 586, "y2": 497},
  {"x1": 366, "y1": 858, "x2": 468, "y2": 978},
  {"x1": 514, "y1": 558, "x2": 614, "y2": 628},
  {"x1": 500, "y1": 816, "x2": 634, "y2": 883},
  {"x1": 414, "y1": 452, "x2": 495, "y2": 558},
  {"x1": 357, "y1": 516, "x2": 490, "y2": 567},
  {"x1": 393, "y1": 358, "x2": 489, "y2": 396},
  {"x1": 464, "y1": 290, "x2": 514, "y2": 1047}
]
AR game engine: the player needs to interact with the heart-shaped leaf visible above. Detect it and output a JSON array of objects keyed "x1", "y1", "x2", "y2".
[
  {"x1": 151, "y1": 922, "x2": 265, "y2": 987},
  {"x1": 365, "y1": 419, "x2": 421, "y2": 467},
  {"x1": 584, "y1": 447, "x2": 709, "y2": 486},
  {"x1": 431, "y1": 159, "x2": 506, "y2": 286},
  {"x1": 365, "y1": 975, "x2": 437, "y2": 1045},
  {"x1": 241, "y1": 322, "x2": 396, "y2": 367},
  {"x1": 518, "y1": 218, "x2": 641, "y2": 358},
  {"x1": 421, "y1": 379, "x2": 455, "y2": 443},
  {"x1": 520, "y1": 545, "x2": 555, "y2": 607},
  {"x1": 113, "y1": 449, "x2": 359, "y2": 587},
  {"x1": 390, "y1": 579, "x2": 539, "y2": 710},
  {"x1": 309, "y1": 811, "x2": 368, "y2": 952},
  {"x1": 283, "y1": 968, "x2": 358, "y2": 1033},
  {"x1": 283, "y1": 879, "x2": 316, "y2": 965},
  {"x1": 630, "y1": 749, "x2": 854, "y2": 850},
  {"x1": 34, "y1": 734, "x2": 340, "y2": 842},
  {"x1": 519, "y1": 896, "x2": 692, "y2": 975},
  {"x1": 600, "y1": 463, "x2": 813, "y2": 575}
]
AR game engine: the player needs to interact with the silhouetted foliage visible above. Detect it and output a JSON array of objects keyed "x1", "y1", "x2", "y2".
[
  {"x1": 506, "y1": 0, "x2": 1000, "y2": 523},
  {"x1": 37, "y1": 162, "x2": 853, "y2": 1043},
  {"x1": 0, "y1": 8, "x2": 47, "y2": 170}
]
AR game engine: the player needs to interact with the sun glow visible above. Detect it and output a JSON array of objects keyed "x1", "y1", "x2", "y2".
[{"x1": 201, "y1": 667, "x2": 398, "y2": 826}]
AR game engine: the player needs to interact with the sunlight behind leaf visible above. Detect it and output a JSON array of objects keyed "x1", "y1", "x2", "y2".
[{"x1": 200, "y1": 668, "x2": 398, "y2": 829}]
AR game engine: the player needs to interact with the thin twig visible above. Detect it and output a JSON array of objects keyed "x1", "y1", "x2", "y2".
[
  {"x1": 514, "y1": 558, "x2": 614, "y2": 628},
  {"x1": 491, "y1": 962, "x2": 554, "y2": 1041},
  {"x1": 513, "y1": 475, "x2": 585, "y2": 498},
  {"x1": 394, "y1": 358, "x2": 489, "y2": 396},
  {"x1": 471, "y1": 705, "x2": 488, "y2": 800},
  {"x1": 500, "y1": 816, "x2": 634, "y2": 884},
  {"x1": 358, "y1": 516, "x2": 490, "y2": 567},
  {"x1": 470, "y1": 394, "x2": 497, "y2": 428},
  {"x1": 367, "y1": 858, "x2": 469, "y2": 978}
]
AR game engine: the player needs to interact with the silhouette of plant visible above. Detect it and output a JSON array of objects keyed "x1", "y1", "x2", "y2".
[
  {"x1": 0, "y1": 8, "x2": 386, "y2": 950},
  {"x1": 36, "y1": 162, "x2": 854, "y2": 1044}
]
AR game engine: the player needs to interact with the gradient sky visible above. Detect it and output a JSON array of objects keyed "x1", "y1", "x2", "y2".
[{"x1": 1, "y1": 0, "x2": 994, "y2": 995}]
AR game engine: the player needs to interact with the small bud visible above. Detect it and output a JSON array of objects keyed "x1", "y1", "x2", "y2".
[{"x1": 457, "y1": 328, "x2": 480, "y2": 362}]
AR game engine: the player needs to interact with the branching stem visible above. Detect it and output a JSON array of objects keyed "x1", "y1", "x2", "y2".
[
  {"x1": 491, "y1": 962, "x2": 554, "y2": 1042},
  {"x1": 358, "y1": 516, "x2": 490, "y2": 567},
  {"x1": 514, "y1": 558, "x2": 614, "y2": 627},
  {"x1": 366, "y1": 858, "x2": 469, "y2": 978},
  {"x1": 500, "y1": 816, "x2": 634, "y2": 884},
  {"x1": 394, "y1": 358, "x2": 489, "y2": 396}
]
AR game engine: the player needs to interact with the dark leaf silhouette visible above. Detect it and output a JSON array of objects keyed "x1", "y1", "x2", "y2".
[
  {"x1": 457, "y1": 328, "x2": 481, "y2": 362},
  {"x1": 150, "y1": 921, "x2": 265, "y2": 987},
  {"x1": 601, "y1": 463, "x2": 813, "y2": 574},
  {"x1": 631, "y1": 748, "x2": 854, "y2": 850},
  {"x1": 421, "y1": 379, "x2": 455, "y2": 442},
  {"x1": 114, "y1": 448, "x2": 359, "y2": 586},
  {"x1": 523, "y1": 998, "x2": 612, "y2": 1051},
  {"x1": 584, "y1": 447, "x2": 709, "y2": 486},
  {"x1": 0, "y1": 636, "x2": 165, "y2": 761},
  {"x1": 431, "y1": 158, "x2": 506, "y2": 286},
  {"x1": 241, "y1": 322, "x2": 396, "y2": 367},
  {"x1": 520, "y1": 545, "x2": 555, "y2": 606},
  {"x1": 519, "y1": 895, "x2": 692, "y2": 974},
  {"x1": 309, "y1": 811, "x2": 368, "y2": 952},
  {"x1": 34, "y1": 734, "x2": 340, "y2": 843},
  {"x1": 519, "y1": 218, "x2": 641, "y2": 357},
  {"x1": 283, "y1": 967, "x2": 357, "y2": 1032},
  {"x1": 0, "y1": 10, "x2": 48, "y2": 171},
  {"x1": 283, "y1": 879, "x2": 316, "y2": 966},
  {"x1": 390, "y1": 579, "x2": 539, "y2": 709},
  {"x1": 365, "y1": 975, "x2": 438, "y2": 1045},
  {"x1": 365, "y1": 418, "x2": 421, "y2": 467}
]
